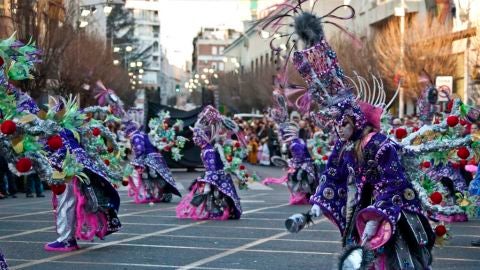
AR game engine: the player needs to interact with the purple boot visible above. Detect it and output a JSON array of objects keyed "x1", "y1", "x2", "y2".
[{"x1": 44, "y1": 239, "x2": 79, "y2": 252}]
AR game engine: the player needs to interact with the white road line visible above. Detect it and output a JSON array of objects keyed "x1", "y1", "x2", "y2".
[
  {"x1": 0, "y1": 206, "x2": 177, "y2": 241},
  {"x1": 8, "y1": 259, "x2": 252, "y2": 270},
  {"x1": 10, "y1": 202, "x2": 290, "y2": 269},
  {"x1": 177, "y1": 231, "x2": 291, "y2": 270},
  {"x1": 435, "y1": 257, "x2": 480, "y2": 262},
  {"x1": 178, "y1": 218, "x2": 327, "y2": 270},
  {"x1": 0, "y1": 226, "x2": 54, "y2": 240},
  {"x1": 246, "y1": 182, "x2": 272, "y2": 190},
  {"x1": 0, "y1": 210, "x2": 52, "y2": 220}
]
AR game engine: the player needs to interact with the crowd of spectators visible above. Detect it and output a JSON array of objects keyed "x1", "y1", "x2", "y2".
[{"x1": 233, "y1": 111, "x2": 479, "y2": 166}]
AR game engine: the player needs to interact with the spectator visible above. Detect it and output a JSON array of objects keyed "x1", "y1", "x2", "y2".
[{"x1": 25, "y1": 174, "x2": 44, "y2": 198}]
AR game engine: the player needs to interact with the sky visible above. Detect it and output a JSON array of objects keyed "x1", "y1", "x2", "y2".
[{"x1": 156, "y1": 0, "x2": 283, "y2": 69}]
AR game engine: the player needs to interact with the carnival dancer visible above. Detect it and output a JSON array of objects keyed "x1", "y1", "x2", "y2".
[
  {"x1": 263, "y1": 92, "x2": 320, "y2": 205},
  {"x1": 176, "y1": 106, "x2": 242, "y2": 220},
  {"x1": 43, "y1": 97, "x2": 121, "y2": 251},
  {"x1": 125, "y1": 118, "x2": 181, "y2": 204},
  {"x1": 0, "y1": 33, "x2": 46, "y2": 269},
  {"x1": 260, "y1": 2, "x2": 435, "y2": 268}
]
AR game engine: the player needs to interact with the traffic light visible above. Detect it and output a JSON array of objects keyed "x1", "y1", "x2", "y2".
[{"x1": 175, "y1": 84, "x2": 180, "y2": 92}]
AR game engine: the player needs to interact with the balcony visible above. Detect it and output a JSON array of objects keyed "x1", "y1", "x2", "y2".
[{"x1": 363, "y1": 0, "x2": 423, "y2": 25}]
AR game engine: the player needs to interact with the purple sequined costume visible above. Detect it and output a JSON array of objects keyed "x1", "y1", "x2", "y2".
[
  {"x1": 176, "y1": 135, "x2": 242, "y2": 220},
  {"x1": 45, "y1": 129, "x2": 121, "y2": 251},
  {"x1": 286, "y1": 138, "x2": 320, "y2": 205},
  {"x1": 129, "y1": 131, "x2": 181, "y2": 203},
  {"x1": 311, "y1": 133, "x2": 435, "y2": 268},
  {"x1": 0, "y1": 250, "x2": 7, "y2": 270}
]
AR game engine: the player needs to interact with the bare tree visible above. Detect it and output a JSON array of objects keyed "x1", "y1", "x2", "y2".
[
  {"x1": 371, "y1": 17, "x2": 456, "y2": 99},
  {"x1": 9, "y1": 0, "x2": 135, "y2": 107}
]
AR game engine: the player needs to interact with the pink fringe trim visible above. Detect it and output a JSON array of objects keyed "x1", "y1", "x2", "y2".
[
  {"x1": 73, "y1": 177, "x2": 108, "y2": 241},
  {"x1": 261, "y1": 175, "x2": 288, "y2": 185},
  {"x1": 289, "y1": 192, "x2": 309, "y2": 205},
  {"x1": 127, "y1": 168, "x2": 167, "y2": 204},
  {"x1": 176, "y1": 182, "x2": 230, "y2": 220}
]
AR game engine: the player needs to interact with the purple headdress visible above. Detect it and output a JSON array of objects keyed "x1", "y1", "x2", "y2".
[
  {"x1": 193, "y1": 106, "x2": 245, "y2": 146},
  {"x1": 262, "y1": 2, "x2": 399, "y2": 132},
  {"x1": 123, "y1": 119, "x2": 139, "y2": 137},
  {"x1": 269, "y1": 91, "x2": 299, "y2": 143}
]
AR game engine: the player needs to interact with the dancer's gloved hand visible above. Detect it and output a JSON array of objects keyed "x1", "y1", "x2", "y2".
[
  {"x1": 362, "y1": 220, "x2": 379, "y2": 243},
  {"x1": 203, "y1": 183, "x2": 211, "y2": 194},
  {"x1": 310, "y1": 204, "x2": 321, "y2": 217}
]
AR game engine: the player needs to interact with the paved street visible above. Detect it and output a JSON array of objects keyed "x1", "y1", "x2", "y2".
[{"x1": 0, "y1": 165, "x2": 479, "y2": 270}]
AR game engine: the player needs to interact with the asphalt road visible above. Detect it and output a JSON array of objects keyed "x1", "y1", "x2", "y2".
[{"x1": 0, "y1": 165, "x2": 479, "y2": 269}]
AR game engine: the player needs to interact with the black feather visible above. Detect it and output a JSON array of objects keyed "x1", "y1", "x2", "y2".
[{"x1": 294, "y1": 12, "x2": 324, "y2": 47}]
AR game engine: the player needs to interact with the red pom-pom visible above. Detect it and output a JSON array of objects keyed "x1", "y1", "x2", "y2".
[
  {"x1": 434, "y1": 118, "x2": 440, "y2": 124},
  {"x1": 92, "y1": 127, "x2": 101, "y2": 137},
  {"x1": 435, "y1": 225, "x2": 447, "y2": 237},
  {"x1": 122, "y1": 180, "x2": 129, "y2": 187},
  {"x1": 422, "y1": 161, "x2": 431, "y2": 168},
  {"x1": 457, "y1": 147, "x2": 470, "y2": 159},
  {"x1": 104, "y1": 159, "x2": 110, "y2": 166},
  {"x1": 446, "y1": 115, "x2": 459, "y2": 127},
  {"x1": 430, "y1": 191, "x2": 443, "y2": 205},
  {"x1": 107, "y1": 147, "x2": 114, "y2": 153},
  {"x1": 460, "y1": 119, "x2": 468, "y2": 126},
  {"x1": 162, "y1": 137, "x2": 167, "y2": 142},
  {"x1": 316, "y1": 148, "x2": 322, "y2": 154},
  {"x1": 226, "y1": 156, "x2": 232, "y2": 162},
  {"x1": 164, "y1": 146, "x2": 171, "y2": 152},
  {"x1": 174, "y1": 126, "x2": 180, "y2": 132},
  {"x1": 1, "y1": 120, "x2": 16, "y2": 135},
  {"x1": 51, "y1": 183, "x2": 66, "y2": 195},
  {"x1": 322, "y1": 155, "x2": 329, "y2": 161},
  {"x1": 389, "y1": 129, "x2": 394, "y2": 135},
  {"x1": 395, "y1": 128, "x2": 408, "y2": 140},
  {"x1": 239, "y1": 165, "x2": 245, "y2": 170},
  {"x1": 234, "y1": 142, "x2": 241, "y2": 148},
  {"x1": 245, "y1": 173, "x2": 249, "y2": 178},
  {"x1": 16, "y1": 157, "x2": 32, "y2": 173},
  {"x1": 47, "y1": 135, "x2": 63, "y2": 150}
]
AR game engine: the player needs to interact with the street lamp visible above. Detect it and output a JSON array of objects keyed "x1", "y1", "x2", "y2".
[
  {"x1": 125, "y1": 46, "x2": 133, "y2": 52},
  {"x1": 113, "y1": 59, "x2": 120, "y2": 65},
  {"x1": 395, "y1": 0, "x2": 406, "y2": 118}
]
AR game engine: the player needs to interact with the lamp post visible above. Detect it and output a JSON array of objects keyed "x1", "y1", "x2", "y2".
[{"x1": 395, "y1": 0, "x2": 406, "y2": 119}]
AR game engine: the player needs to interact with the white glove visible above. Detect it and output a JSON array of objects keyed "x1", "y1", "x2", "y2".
[
  {"x1": 203, "y1": 183, "x2": 211, "y2": 194},
  {"x1": 362, "y1": 220, "x2": 379, "y2": 243},
  {"x1": 310, "y1": 204, "x2": 321, "y2": 217}
]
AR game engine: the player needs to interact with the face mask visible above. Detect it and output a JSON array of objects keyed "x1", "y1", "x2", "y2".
[{"x1": 336, "y1": 120, "x2": 354, "y2": 141}]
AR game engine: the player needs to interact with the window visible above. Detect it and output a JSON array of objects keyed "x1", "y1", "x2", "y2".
[
  {"x1": 219, "y1": 46, "x2": 224, "y2": 54},
  {"x1": 219, "y1": 62, "x2": 224, "y2": 71},
  {"x1": 211, "y1": 46, "x2": 217, "y2": 55},
  {"x1": 153, "y1": 42, "x2": 159, "y2": 52},
  {"x1": 153, "y1": 56, "x2": 159, "y2": 62}
]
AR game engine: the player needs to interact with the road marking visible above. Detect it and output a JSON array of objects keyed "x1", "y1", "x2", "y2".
[
  {"x1": 8, "y1": 259, "x2": 252, "y2": 270},
  {"x1": 0, "y1": 226, "x2": 55, "y2": 240},
  {"x1": 178, "y1": 218, "x2": 327, "y2": 270},
  {"x1": 10, "y1": 202, "x2": 290, "y2": 269},
  {"x1": 0, "y1": 210, "x2": 52, "y2": 220},
  {"x1": 436, "y1": 257, "x2": 480, "y2": 262},
  {"x1": 246, "y1": 182, "x2": 272, "y2": 190}
]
